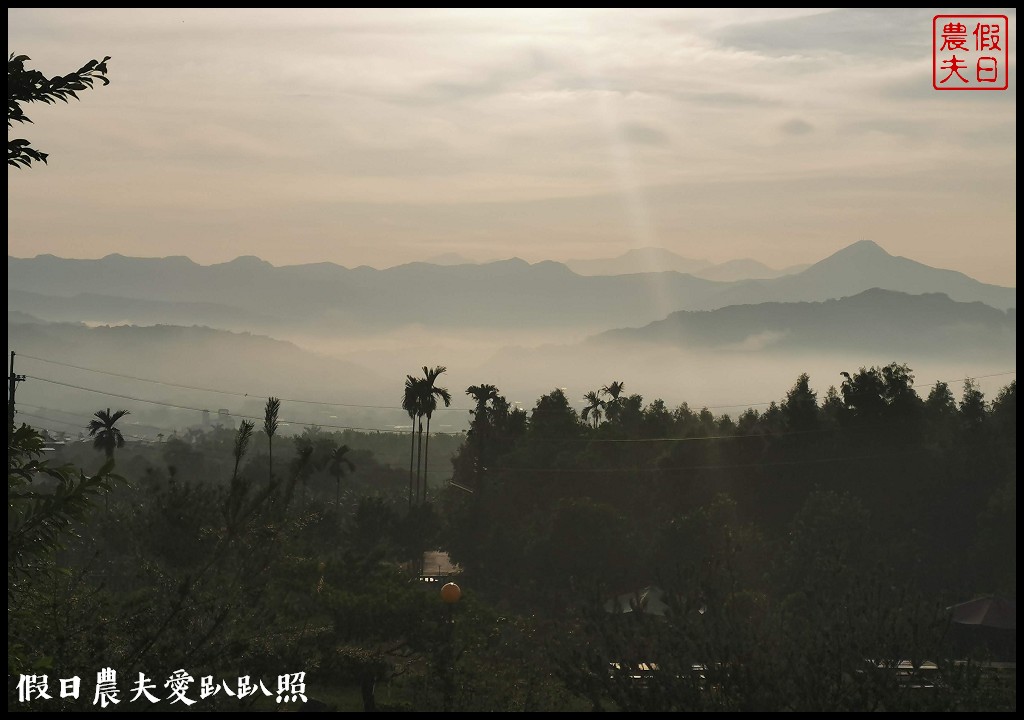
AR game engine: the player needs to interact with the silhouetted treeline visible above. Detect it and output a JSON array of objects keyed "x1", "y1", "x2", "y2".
[
  {"x1": 8, "y1": 362, "x2": 1015, "y2": 711},
  {"x1": 443, "y1": 364, "x2": 1015, "y2": 607}
]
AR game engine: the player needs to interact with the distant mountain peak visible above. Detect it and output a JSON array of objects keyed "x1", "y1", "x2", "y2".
[
  {"x1": 221, "y1": 255, "x2": 273, "y2": 268},
  {"x1": 832, "y1": 239, "x2": 891, "y2": 258},
  {"x1": 565, "y1": 247, "x2": 711, "y2": 276}
]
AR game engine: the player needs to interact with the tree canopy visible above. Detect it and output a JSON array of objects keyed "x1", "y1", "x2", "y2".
[{"x1": 8, "y1": 52, "x2": 110, "y2": 168}]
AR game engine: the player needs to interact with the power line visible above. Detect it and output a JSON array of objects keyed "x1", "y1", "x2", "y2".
[
  {"x1": 911, "y1": 371, "x2": 1017, "y2": 388},
  {"x1": 17, "y1": 411, "x2": 155, "y2": 441},
  {"x1": 18, "y1": 381, "x2": 822, "y2": 444},
  {"x1": 23, "y1": 374, "x2": 466, "y2": 436},
  {"x1": 20, "y1": 363, "x2": 1018, "y2": 446},
  {"x1": 17, "y1": 351, "x2": 1014, "y2": 418},
  {"x1": 18, "y1": 404, "x2": 182, "y2": 437},
  {"x1": 17, "y1": 411, "x2": 86, "y2": 429},
  {"x1": 13, "y1": 375, "x2": 850, "y2": 444},
  {"x1": 17, "y1": 353, "x2": 472, "y2": 412},
  {"x1": 17, "y1": 349, "x2": 1016, "y2": 433},
  {"x1": 8, "y1": 351, "x2": 27, "y2": 431}
]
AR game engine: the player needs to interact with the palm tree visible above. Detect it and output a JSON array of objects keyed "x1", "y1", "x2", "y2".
[
  {"x1": 582, "y1": 390, "x2": 605, "y2": 429},
  {"x1": 87, "y1": 408, "x2": 129, "y2": 511},
  {"x1": 326, "y1": 444, "x2": 355, "y2": 508},
  {"x1": 466, "y1": 384, "x2": 500, "y2": 486},
  {"x1": 290, "y1": 439, "x2": 315, "y2": 509},
  {"x1": 87, "y1": 408, "x2": 130, "y2": 460},
  {"x1": 226, "y1": 420, "x2": 256, "y2": 526},
  {"x1": 418, "y1": 366, "x2": 452, "y2": 504},
  {"x1": 467, "y1": 384, "x2": 499, "y2": 426},
  {"x1": 232, "y1": 420, "x2": 255, "y2": 483},
  {"x1": 601, "y1": 381, "x2": 625, "y2": 401},
  {"x1": 601, "y1": 381, "x2": 626, "y2": 423},
  {"x1": 263, "y1": 396, "x2": 280, "y2": 491},
  {"x1": 403, "y1": 375, "x2": 424, "y2": 510}
]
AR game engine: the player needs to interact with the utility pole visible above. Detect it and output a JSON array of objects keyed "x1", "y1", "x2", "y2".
[{"x1": 9, "y1": 351, "x2": 27, "y2": 434}]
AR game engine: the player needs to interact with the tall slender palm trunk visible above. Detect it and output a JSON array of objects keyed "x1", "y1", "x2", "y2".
[
  {"x1": 423, "y1": 415, "x2": 432, "y2": 504},
  {"x1": 408, "y1": 416, "x2": 416, "y2": 509},
  {"x1": 416, "y1": 417, "x2": 424, "y2": 505},
  {"x1": 268, "y1": 440, "x2": 273, "y2": 492}
]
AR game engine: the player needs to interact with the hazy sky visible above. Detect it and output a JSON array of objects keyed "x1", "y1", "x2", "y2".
[{"x1": 7, "y1": 8, "x2": 1017, "y2": 285}]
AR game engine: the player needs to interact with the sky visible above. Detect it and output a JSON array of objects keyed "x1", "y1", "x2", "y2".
[{"x1": 7, "y1": 8, "x2": 1017, "y2": 286}]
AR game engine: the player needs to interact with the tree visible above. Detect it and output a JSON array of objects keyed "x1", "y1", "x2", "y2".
[
  {"x1": 232, "y1": 420, "x2": 255, "y2": 483},
  {"x1": 990, "y1": 380, "x2": 1015, "y2": 440},
  {"x1": 466, "y1": 384, "x2": 500, "y2": 427},
  {"x1": 8, "y1": 53, "x2": 110, "y2": 168},
  {"x1": 601, "y1": 381, "x2": 626, "y2": 423},
  {"x1": 821, "y1": 385, "x2": 844, "y2": 427},
  {"x1": 839, "y1": 368, "x2": 886, "y2": 424},
  {"x1": 326, "y1": 444, "x2": 355, "y2": 508},
  {"x1": 290, "y1": 437, "x2": 316, "y2": 509},
  {"x1": 602, "y1": 381, "x2": 625, "y2": 400},
  {"x1": 782, "y1": 373, "x2": 819, "y2": 433},
  {"x1": 839, "y1": 363, "x2": 923, "y2": 442},
  {"x1": 8, "y1": 423, "x2": 116, "y2": 674},
  {"x1": 418, "y1": 366, "x2": 452, "y2": 504},
  {"x1": 86, "y1": 408, "x2": 130, "y2": 460},
  {"x1": 466, "y1": 384, "x2": 500, "y2": 481},
  {"x1": 959, "y1": 378, "x2": 986, "y2": 430},
  {"x1": 581, "y1": 390, "x2": 605, "y2": 429},
  {"x1": 403, "y1": 376, "x2": 424, "y2": 509},
  {"x1": 530, "y1": 389, "x2": 581, "y2": 440},
  {"x1": 924, "y1": 381, "x2": 958, "y2": 445},
  {"x1": 264, "y1": 396, "x2": 281, "y2": 490}
]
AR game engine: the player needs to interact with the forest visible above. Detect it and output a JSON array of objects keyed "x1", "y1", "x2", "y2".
[{"x1": 8, "y1": 362, "x2": 1016, "y2": 711}]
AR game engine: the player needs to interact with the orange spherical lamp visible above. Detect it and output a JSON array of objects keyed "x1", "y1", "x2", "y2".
[{"x1": 440, "y1": 582, "x2": 462, "y2": 604}]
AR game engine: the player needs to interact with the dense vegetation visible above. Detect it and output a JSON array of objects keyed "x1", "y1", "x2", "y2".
[{"x1": 7, "y1": 363, "x2": 1016, "y2": 711}]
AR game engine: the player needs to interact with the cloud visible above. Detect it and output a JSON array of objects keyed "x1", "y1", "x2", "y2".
[
  {"x1": 619, "y1": 122, "x2": 671, "y2": 146},
  {"x1": 780, "y1": 118, "x2": 813, "y2": 136},
  {"x1": 714, "y1": 8, "x2": 940, "y2": 59},
  {"x1": 721, "y1": 331, "x2": 788, "y2": 352},
  {"x1": 5, "y1": 8, "x2": 1016, "y2": 286}
]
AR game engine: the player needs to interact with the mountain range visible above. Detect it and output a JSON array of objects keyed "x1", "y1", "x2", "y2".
[
  {"x1": 7, "y1": 241, "x2": 1015, "y2": 339},
  {"x1": 592, "y1": 288, "x2": 1016, "y2": 359},
  {"x1": 563, "y1": 246, "x2": 809, "y2": 281},
  {"x1": 8, "y1": 239, "x2": 1015, "y2": 433}
]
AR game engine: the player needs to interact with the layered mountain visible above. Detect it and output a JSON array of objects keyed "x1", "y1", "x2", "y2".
[
  {"x1": 6, "y1": 253, "x2": 720, "y2": 333},
  {"x1": 565, "y1": 247, "x2": 712, "y2": 276},
  {"x1": 592, "y1": 288, "x2": 1017, "y2": 360},
  {"x1": 564, "y1": 246, "x2": 807, "y2": 281},
  {"x1": 7, "y1": 242, "x2": 1015, "y2": 339},
  {"x1": 7, "y1": 316, "x2": 393, "y2": 425},
  {"x1": 9, "y1": 288, "x2": 286, "y2": 330},
  {"x1": 696, "y1": 258, "x2": 809, "y2": 282},
  {"x1": 709, "y1": 241, "x2": 1014, "y2": 310}
]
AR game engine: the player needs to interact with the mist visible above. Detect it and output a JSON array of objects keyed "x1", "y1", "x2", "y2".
[{"x1": 11, "y1": 314, "x2": 1014, "y2": 445}]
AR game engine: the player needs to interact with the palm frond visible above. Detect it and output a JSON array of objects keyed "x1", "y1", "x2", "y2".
[
  {"x1": 263, "y1": 396, "x2": 281, "y2": 438},
  {"x1": 233, "y1": 420, "x2": 255, "y2": 462}
]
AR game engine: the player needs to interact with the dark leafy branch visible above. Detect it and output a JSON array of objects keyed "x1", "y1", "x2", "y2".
[{"x1": 8, "y1": 52, "x2": 110, "y2": 168}]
